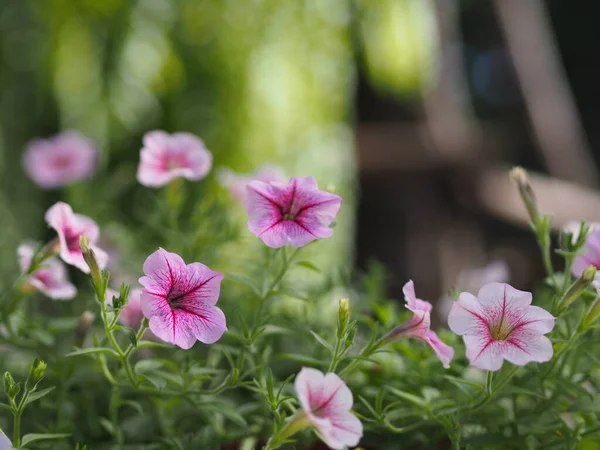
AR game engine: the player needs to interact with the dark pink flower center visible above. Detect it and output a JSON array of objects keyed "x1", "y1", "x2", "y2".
[
  {"x1": 52, "y1": 153, "x2": 73, "y2": 169},
  {"x1": 34, "y1": 269, "x2": 53, "y2": 287},
  {"x1": 64, "y1": 228, "x2": 81, "y2": 253},
  {"x1": 162, "y1": 153, "x2": 189, "y2": 171}
]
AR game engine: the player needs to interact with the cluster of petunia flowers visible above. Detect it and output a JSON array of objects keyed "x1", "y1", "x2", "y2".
[{"x1": 17, "y1": 129, "x2": 589, "y2": 449}]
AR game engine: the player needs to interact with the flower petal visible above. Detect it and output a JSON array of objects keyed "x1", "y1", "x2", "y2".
[
  {"x1": 424, "y1": 330, "x2": 454, "y2": 368},
  {"x1": 173, "y1": 305, "x2": 227, "y2": 346},
  {"x1": 180, "y1": 263, "x2": 224, "y2": 307},
  {"x1": 402, "y1": 280, "x2": 433, "y2": 312},
  {"x1": 327, "y1": 412, "x2": 363, "y2": 449},
  {"x1": 477, "y1": 282, "x2": 532, "y2": 311},
  {"x1": 141, "y1": 248, "x2": 186, "y2": 294},
  {"x1": 294, "y1": 367, "x2": 325, "y2": 413},
  {"x1": 463, "y1": 335, "x2": 505, "y2": 371},
  {"x1": 513, "y1": 305, "x2": 555, "y2": 334},
  {"x1": 447, "y1": 292, "x2": 488, "y2": 336},
  {"x1": 504, "y1": 328, "x2": 553, "y2": 365}
]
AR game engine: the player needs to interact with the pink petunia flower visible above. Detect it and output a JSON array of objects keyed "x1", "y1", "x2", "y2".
[
  {"x1": 294, "y1": 367, "x2": 363, "y2": 450},
  {"x1": 138, "y1": 248, "x2": 226, "y2": 349},
  {"x1": 17, "y1": 242, "x2": 76, "y2": 300},
  {"x1": 245, "y1": 176, "x2": 342, "y2": 248},
  {"x1": 217, "y1": 165, "x2": 286, "y2": 202},
  {"x1": 23, "y1": 131, "x2": 97, "y2": 189},
  {"x1": 572, "y1": 228, "x2": 600, "y2": 279},
  {"x1": 448, "y1": 282, "x2": 555, "y2": 371},
  {"x1": 137, "y1": 130, "x2": 212, "y2": 187},
  {"x1": 45, "y1": 202, "x2": 108, "y2": 274},
  {"x1": 0, "y1": 429, "x2": 11, "y2": 450},
  {"x1": 118, "y1": 288, "x2": 160, "y2": 340},
  {"x1": 386, "y1": 281, "x2": 454, "y2": 368}
]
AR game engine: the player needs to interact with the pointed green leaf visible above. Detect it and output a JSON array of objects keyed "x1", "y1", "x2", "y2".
[
  {"x1": 309, "y1": 330, "x2": 333, "y2": 352},
  {"x1": 24, "y1": 386, "x2": 56, "y2": 406},
  {"x1": 65, "y1": 347, "x2": 119, "y2": 358},
  {"x1": 20, "y1": 433, "x2": 70, "y2": 446}
]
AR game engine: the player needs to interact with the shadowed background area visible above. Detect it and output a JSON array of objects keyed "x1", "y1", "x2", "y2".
[{"x1": 1, "y1": 0, "x2": 600, "y2": 313}]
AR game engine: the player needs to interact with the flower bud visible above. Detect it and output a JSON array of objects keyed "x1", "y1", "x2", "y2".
[
  {"x1": 3, "y1": 372, "x2": 14, "y2": 396},
  {"x1": 337, "y1": 298, "x2": 350, "y2": 338},
  {"x1": 26, "y1": 358, "x2": 47, "y2": 391},
  {"x1": 79, "y1": 235, "x2": 102, "y2": 292},
  {"x1": 560, "y1": 265, "x2": 596, "y2": 310},
  {"x1": 510, "y1": 167, "x2": 541, "y2": 226}
]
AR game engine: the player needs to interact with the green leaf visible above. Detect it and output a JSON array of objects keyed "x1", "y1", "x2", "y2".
[
  {"x1": 296, "y1": 261, "x2": 321, "y2": 273},
  {"x1": 20, "y1": 433, "x2": 70, "y2": 446},
  {"x1": 309, "y1": 330, "x2": 333, "y2": 352},
  {"x1": 225, "y1": 273, "x2": 261, "y2": 295},
  {"x1": 121, "y1": 326, "x2": 137, "y2": 348},
  {"x1": 134, "y1": 359, "x2": 164, "y2": 373},
  {"x1": 443, "y1": 375, "x2": 486, "y2": 394},
  {"x1": 65, "y1": 347, "x2": 119, "y2": 358},
  {"x1": 137, "y1": 340, "x2": 172, "y2": 349},
  {"x1": 122, "y1": 399, "x2": 144, "y2": 414},
  {"x1": 270, "y1": 289, "x2": 310, "y2": 302},
  {"x1": 387, "y1": 387, "x2": 427, "y2": 408},
  {"x1": 139, "y1": 373, "x2": 167, "y2": 390},
  {"x1": 23, "y1": 386, "x2": 56, "y2": 406},
  {"x1": 276, "y1": 353, "x2": 327, "y2": 367}
]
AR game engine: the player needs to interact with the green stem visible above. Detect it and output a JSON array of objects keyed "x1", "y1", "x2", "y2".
[
  {"x1": 338, "y1": 335, "x2": 386, "y2": 377},
  {"x1": 110, "y1": 387, "x2": 124, "y2": 447},
  {"x1": 12, "y1": 390, "x2": 30, "y2": 447},
  {"x1": 485, "y1": 370, "x2": 494, "y2": 395}
]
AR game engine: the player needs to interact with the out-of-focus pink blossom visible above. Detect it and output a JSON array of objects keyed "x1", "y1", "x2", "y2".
[
  {"x1": 17, "y1": 242, "x2": 76, "y2": 300},
  {"x1": 45, "y1": 202, "x2": 108, "y2": 273},
  {"x1": 23, "y1": 131, "x2": 97, "y2": 189},
  {"x1": 0, "y1": 429, "x2": 11, "y2": 450},
  {"x1": 448, "y1": 282, "x2": 555, "y2": 371},
  {"x1": 572, "y1": 228, "x2": 600, "y2": 279},
  {"x1": 245, "y1": 176, "x2": 342, "y2": 248},
  {"x1": 294, "y1": 367, "x2": 363, "y2": 450},
  {"x1": 138, "y1": 248, "x2": 226, "y2": 349},
  {"x1": 137, "y1": 131, "x2": 212, "y2": 187},
  {"x1": 387, "y1": 281, "x2": 454, "y2": 368},
  {"x1": 217, "y1": 165, "x2": 286, "y2": 201}
]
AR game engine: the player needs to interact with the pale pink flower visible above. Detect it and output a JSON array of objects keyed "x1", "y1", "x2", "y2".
[
  {"x1": 138, "y1": 248, "x2": 226, "y2": 349},
  {"x1": 572, "y1": 228, "x2": 600, "y2": 279},
  {"x1": 118, "y1": 288, "x2": 159, "y2": 340},
  {"x1": 137, "y1": 131, "x2": 212, "y2": 187},
  {"x1": 45, "y1": 202, "x2": 108, "y2": 273},
  {"x1": 23, "y1": 131, "x2": 97, "y2": 189},
  {"x1": 0, "y1": 430, "x2": 11, "y2": 450},
  {"x1": 294, "y1": 367, "x2": 363, "y2": 450},
  {"x1": 245, "y1": 176, "x2": 342, "y2": 248},
  {"x1": 17, "y1": 242, "x2": 76, "y2": 300},
  {"x1": 386, "y1": 281, "x2": 454, "y2": 368},
  {"x1": 448, "y1": 282, "x2": 555, "y2": 371},
  {"x1": 217, "y1": 165, "x2": 286, "y2": 201}
]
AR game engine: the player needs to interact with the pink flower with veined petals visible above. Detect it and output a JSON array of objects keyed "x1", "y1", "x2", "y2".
[
  {"x1": 217, "y1": 165, "x2": 286, "y2": 202},
  {"x1": 137, "y1": 130, "x2": 212, "y2": 187},
  {"x1": 17, "y1": 242, "x2": 77, "y2": 300},
  {"x1": 386, "y1": 280, "x2": 454, "y2": 368},
  {"x1": 23, "y1": 131, "x2": 97, "y2": 189},
  {"x1": 138, "y1": 248, "x2": 226, "y2": 349},
  {"x1": 45, "y1": 202, "x2": 108, "y2": 274},
  {"x1": 572, "y1": 229, "x2": 600, "y2": 279},
  {"x1": 294, "y1": 367, "x2": 363, "y2": 450},
  {"x1": 448, "y1": 282, "x2": 555, "y2": 371},
  {"x1": 245, "y1": 176, "x2": 342, "y2": 248}
]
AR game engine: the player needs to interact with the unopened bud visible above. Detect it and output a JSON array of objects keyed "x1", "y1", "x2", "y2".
[
  {"x1": 79, "y1": 235, "x2": 102, "y2": 291},
  {"x1": 26, "y1": 358, "x2": 47, "y2": 391},
  {"x1": 510, "y1": 167, "x2": 541, "y2": 226},
  {"x1": 3, "y1": 372, "x2": 14, "y2": 395},
  {"x1": 560, "y1": 265, "x2": 596, "y2": 310},
  {"x1": 337, "y1": 298, "x2": 350, "y2": 338}
]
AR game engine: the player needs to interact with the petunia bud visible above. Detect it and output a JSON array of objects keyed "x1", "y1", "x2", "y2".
[
  {"x1": 337, "y1": 298, "x2": 350, "y2": 338},
  {"x1": 3, "y1": 372, "x2": 14, "y2": 396},
  {"x1": 510, "y1": 167, "x2": 541, "y2": 226},
  {"x1": 79, "y1": 235, "x2": 102, "y2": 292},
  {"x1": 26, "y1": 358, "x2": 47, "y2": 391},
  {"x1": 560, "y1": 265, "x2": 596, "y2": 310}
]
